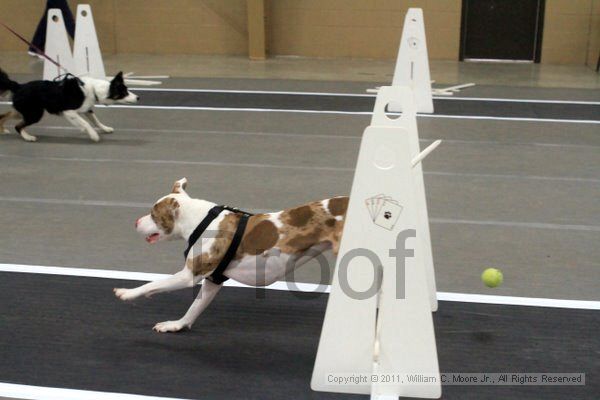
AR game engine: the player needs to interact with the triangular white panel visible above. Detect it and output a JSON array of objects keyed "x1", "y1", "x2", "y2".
[
  {"x1": 390, "y1": 9, "x2": 433, "y2": 113},
  {"x1": 312, "y1": 87, "x2": 440, "y2": 398},
  {"x1": 43, "y1": 9, "x2": 75, "y2": 81},
  {"x1": 310, "y1": 189, "x2": 378, "y2": 395},
  {"x1": 73, "y1": 4, "x2": 106, "y2": 79},
  {"x1": 375, "y1": 93, "x2": 438, "y2": 313}
]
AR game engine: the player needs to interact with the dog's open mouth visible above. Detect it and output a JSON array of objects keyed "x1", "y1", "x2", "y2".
[{"x1": 146, "y1": 233, "x2": 160, "y2": 244}]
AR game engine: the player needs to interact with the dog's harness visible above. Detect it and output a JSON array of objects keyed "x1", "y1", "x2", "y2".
[
  {"x1": 53, "y1": 73, "x2": 102, "y2": 104},
  {"x1": 183, "y1": 206, "x2": 254, "y2": 285}
]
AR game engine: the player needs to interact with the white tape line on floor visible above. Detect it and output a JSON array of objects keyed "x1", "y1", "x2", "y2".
[{"x1": 1, "y1": 263, "x2": 599, "y2": 310}]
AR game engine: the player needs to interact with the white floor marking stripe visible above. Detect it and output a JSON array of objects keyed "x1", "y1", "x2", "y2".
[
  {"x1": 1, "y1": 102, "x2": 598, "y2": 124},
  {"x1": 38, "y1": 125, "x2": 362, "y2": 140},
  {"x1": 0, "y1": 382, "x2": 191, "y2": 400},
  {"x1": 0, "y1": 263, "x2": 170, "y2": 281},
  {"x1": 421, "y1": 113, "x2": 600, "y2": 124},
  {"x1": 36, "y1": 125, "x2": 600, "y2": 150},
  {"x1": 431, "y1": 218, "x2": 600, "y2": 232},
  {"x1": 100, "y1": 104, "x2": 600, "y2": 124},
  {"x1": 0, "y1": 154, "x2": 353, "y2": 172},
  {"x1": 0, "y1": 196, "x2": 151, "y2": 208},
  {"x1": 436, "y1": 292, "x2": 600, "y2": 310},
  {"x1": 131, "y1": 87, "x2": 375, "y2": 97},
  {"x1": 1, "y1": 263, "x2": 599, "y2": 310},
  {"x1": 0, "y1": 263, "x2": 324, "y2": 292},
  {"x1": 99, "y1": 104, "x2": 374, "y2": 115},
  {"x1": 426, "y1": 171, "x2": 600, "y2": 183},
  {"x1": 2, "y1": 153, "x2": 597, "y2": 183},
  {"x1": 128, "y1": 87, "x2": 600, "y2": 105},
  {"x1": 0, "y1": 197, "x2": 596, "y2": 232},
  {"x1": 435, "y1": 96, "x2": 600, "y2": 105}
]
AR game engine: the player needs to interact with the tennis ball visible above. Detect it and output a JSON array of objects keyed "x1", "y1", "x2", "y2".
[{"x1": 481, "y1": 268, "x2": 503, "y2": 288}]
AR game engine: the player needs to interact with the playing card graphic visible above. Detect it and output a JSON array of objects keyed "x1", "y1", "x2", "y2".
[{"x1": 365, "y1": 194, "x2": 403, "y2": 230}]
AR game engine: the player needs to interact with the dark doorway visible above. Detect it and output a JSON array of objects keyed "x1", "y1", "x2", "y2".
[{"x1": 460, "y1": 0, "x2": 545, "y2": 62}]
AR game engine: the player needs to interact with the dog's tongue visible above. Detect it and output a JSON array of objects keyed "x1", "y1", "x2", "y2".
[{"x1": 146, "y1": 233, "x2": 160, "y2": 244}]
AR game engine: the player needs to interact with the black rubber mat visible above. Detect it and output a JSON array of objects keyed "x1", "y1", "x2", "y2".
[
  {"x1": 132, "y1": 91, "x2": 600, "y2": 121},
  {"x1": 0, "y1": 272, "x2": 598, "y2": 399}
]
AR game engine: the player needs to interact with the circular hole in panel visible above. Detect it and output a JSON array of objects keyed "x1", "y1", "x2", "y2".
[
  {"x1": 384, "y1": 103, "x2": 402, "y2": 120},
  {"x1": 408, "y1": 37, "x2": 419, "y2": 49},
  {"x1": 81, "y1": 10, "x2": 88, "y2": 17},
  {"x1": 52, "y1": 15, "x2": 59, "y2": 22},
  {"x1": 373, "y1": 145, "x2": 396, "y2": 170}
]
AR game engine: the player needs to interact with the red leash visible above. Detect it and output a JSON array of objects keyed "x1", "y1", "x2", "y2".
[{"x1": 0, "y1": 20, "x2": 69, "y2": 74}]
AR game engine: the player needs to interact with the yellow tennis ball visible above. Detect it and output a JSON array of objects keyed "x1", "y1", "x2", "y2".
[{"x1": 481, "y1": 268, "x2": 503, "y2": 288}]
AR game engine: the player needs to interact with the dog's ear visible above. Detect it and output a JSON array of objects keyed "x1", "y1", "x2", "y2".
[
  {"x1": 172, "y1": 177, "x2": 188, "y2": 194},
  {"x1": 113, "y1": 71, "x2": 124, "y2": 83}
]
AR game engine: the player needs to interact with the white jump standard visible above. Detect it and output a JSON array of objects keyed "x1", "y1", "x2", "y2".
[
  {"x1": 390, "y1": 8, "x2": 433, "y2": 114},
  {"x1": 43, "y1": 4, "x2": 164, "y2": 85},
  {"x1": 312, "y1": 86, "x2": 442, "y2": 399},
  {"x1": 73, "y1": 5, "x2": 106, "y2": 80},
  {"x1": 42, "y1": 9, "x2": 74, "y2": 81}
]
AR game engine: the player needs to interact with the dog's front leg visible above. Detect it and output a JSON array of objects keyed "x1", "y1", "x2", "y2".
[
  {"x1": 84, "y1": 110, "x2": 114, "y2": 133},
  {"x1": 153, "y1": 278, "x2": 222, "y2": 333},
  {"x1": 62, "y1": 110, "x2": 100, "y2": 142},
  {"x1": 114, "y1": 267, "x2": 196, "y2": 301}
]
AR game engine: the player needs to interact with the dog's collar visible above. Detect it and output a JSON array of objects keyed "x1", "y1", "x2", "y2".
[{"x1": 184, "y1": 205, "x2": 254, "y2": 285}]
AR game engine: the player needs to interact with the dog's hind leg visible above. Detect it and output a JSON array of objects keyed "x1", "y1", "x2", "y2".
[
  {"x1": 153, "y1": 278, "x2": 223, "y2": 333},
  {"x1": 15, "y1": 123, "x2": 37, "y2": 142},
  {"x1": 0, "y1": 110, "x2": 19, "y2": 134},
  {"x1": 114, "y1": 267, "x2": 198, "y2": 301},
  {"x1": 84, "y1": 110, "x2": 114, "y2": 134},
  {"x1": 14, "y1": 109, "x2": 43, "y2": 142},
  {"x1": 63, "y1": 110, "x2": 100, "y2": 142}
]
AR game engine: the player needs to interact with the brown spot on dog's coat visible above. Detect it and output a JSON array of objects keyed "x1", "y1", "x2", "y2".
[
  {"x1": 286, "y1": 228, "x2": 322, "y2": 252},
  {"x1": 171, "y1": 178, "x2": 187, "y2": 193},
  {"x1": 151, "y1": 197, "x2": 179, "y2": 234},
  {"x1": 283, "y1": 205, "x2": 314, "y2": 227},
  {"x1": 187, "y1": 197, "x2": 349, "y2": 276},
  {"x1": 242, "y1": 216, "x2": 279, "y2": 255},
  {"x1": 328, "y1": 197, "x2": 348, "y2": 216},
  {"x1": 187, "y1": 253, "x2": 220, "y2": 276},
  {"x1": 188, "y1": 213, "x2": 239, "y2": 276}
]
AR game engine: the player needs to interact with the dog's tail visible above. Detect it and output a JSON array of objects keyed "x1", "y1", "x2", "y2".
[{"x1": 0, "y1": 69, "x2": 20, "y2": 94}]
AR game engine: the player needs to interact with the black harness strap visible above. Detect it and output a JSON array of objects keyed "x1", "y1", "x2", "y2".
[
  {"x1": 208, "y1": 212, "x2": 250, "y2": 285},
  {"x1": 184, "y1": 205, "x2": 253, "y2": 285},
  {"x1": 184, "y1": 205, "x2": 224, "y2": 260}
]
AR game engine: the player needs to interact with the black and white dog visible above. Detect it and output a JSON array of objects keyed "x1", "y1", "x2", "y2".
[{"x1": 0, "y1": 69, "x2": 138, "y2": 142}]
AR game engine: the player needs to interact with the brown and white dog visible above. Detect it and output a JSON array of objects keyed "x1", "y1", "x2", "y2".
[{"x1": 114, "y1": 178, "x2": 348, "y2": 333}]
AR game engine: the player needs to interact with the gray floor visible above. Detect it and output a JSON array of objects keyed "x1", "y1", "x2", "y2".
[{"x1": 0, "y1": 78, "x2": 599, "y2": 303}]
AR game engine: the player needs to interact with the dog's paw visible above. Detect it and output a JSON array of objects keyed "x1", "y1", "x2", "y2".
[
  {"x1": 153, "y1": 320, "x2": 190, "y2": 333},
  {"x1": 18, "y1": 129, "x2": 37, "y2": 141},
  {"x1": 100, "y1": 126, "x2": 114, "y2": 134},
  {"x1": 88, "y1": 131, "x2": 101, "y2": 142},
  {"x1": 114, "y1": 288, "x2": 140, "y2": 301}
]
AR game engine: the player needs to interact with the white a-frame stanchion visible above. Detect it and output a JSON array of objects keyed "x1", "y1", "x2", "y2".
[
  {"x1": 43, "y1": 4, "x2": 162, "y2": 85},
  {"x1": 390, "y1": 7, "x2": 438, "y2": 311},
  {"x1": 390, "y1": 9, "x2": 433, "y2": 114},
  {"x1": 43, "y1": 9, "x2": 75, "y2": 80},
  {"x1": 404, "y1": 97, "x2": 438, "y2": 313},
  {"x1": 312, "y1": 86, "x2": 441, "y2": 399},
  {"x1": 73, "y1": 4, "x2": 106, "y2": 79}
]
